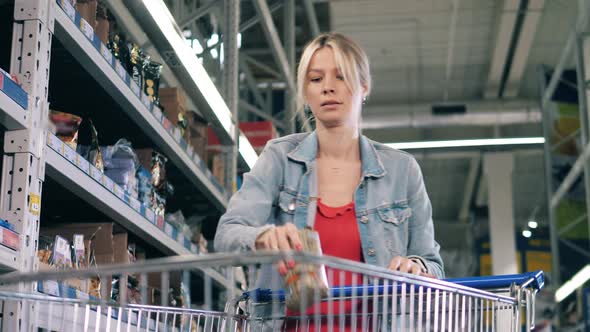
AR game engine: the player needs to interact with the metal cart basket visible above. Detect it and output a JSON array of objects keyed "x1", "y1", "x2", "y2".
[{"x1": 0, "y1": 252, "x2": 544, "y2": 331}]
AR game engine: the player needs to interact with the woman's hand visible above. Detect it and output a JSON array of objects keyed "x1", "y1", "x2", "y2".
[
  {"x1": 388, "y1": 256, "x2": 436, "y2": 278},
  {"x1": 255, "y1": 224, "x2": 302, "y2": 275}
]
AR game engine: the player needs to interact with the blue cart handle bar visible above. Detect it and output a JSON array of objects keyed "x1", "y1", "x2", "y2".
[{"x1": 243, "y1": 270, "x2": 544, "y2": 302}]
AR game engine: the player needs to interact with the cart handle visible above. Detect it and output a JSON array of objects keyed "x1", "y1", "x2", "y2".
[{"x1": 244, "y1": 271, "x2": 544, "y2": 301}]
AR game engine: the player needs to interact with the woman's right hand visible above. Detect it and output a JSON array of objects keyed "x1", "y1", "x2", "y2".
[{"x1": 255, "y1": 223, "x2": 303, "y2": 275}]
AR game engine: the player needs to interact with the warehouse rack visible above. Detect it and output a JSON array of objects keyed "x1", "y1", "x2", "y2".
[
  {"x1": 0, "y1": 0, "x2": 251, "y2": 326},
  {"x1": 539, "y1": 0, "x2": 590, "y2": 327}
]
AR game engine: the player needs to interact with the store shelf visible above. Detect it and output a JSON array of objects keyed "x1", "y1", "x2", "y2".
[
  {"x1": 51, "y1": 0, "x2": 228, "y2": 212},
  {"x1": 0, "y1": 244, "x2": 18, "y2": 272},
  {"x1": 0, "y1": 72, "x2": 28, "y2": 130},
  {"x1": 45, "y1": 139, "x2": 191, "y2": 257}
]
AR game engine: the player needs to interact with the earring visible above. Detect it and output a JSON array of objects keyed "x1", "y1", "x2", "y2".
[{"x1": 362, "y1": 97, "x2": 367, "y2": 105}]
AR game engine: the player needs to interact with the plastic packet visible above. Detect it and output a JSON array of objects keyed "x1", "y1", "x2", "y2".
[
  {"x1": 284, "y1": 228, "x2": 329, "y2": 311},
  {"x1": 143, "y1": 61, "x2": 163, "y2": 105},
  {"x1": 49, "y1": 111, "x2": 82, "y2": 150}
]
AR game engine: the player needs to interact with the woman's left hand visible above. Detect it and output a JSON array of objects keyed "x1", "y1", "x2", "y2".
[{"x1": 388, "y1": 256, "x2": 435, "y2": 277}]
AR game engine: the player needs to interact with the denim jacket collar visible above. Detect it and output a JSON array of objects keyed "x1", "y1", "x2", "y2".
[{"x1": 287, "y1": 130, "x2": 387, "y2": 178}]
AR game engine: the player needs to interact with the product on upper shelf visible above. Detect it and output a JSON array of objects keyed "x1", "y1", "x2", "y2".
[
  {"x1": 136, "y1": 166, "x2": 152, "y2": 205},
  {"x1": 126, "y1": 43, "x2": 149, "y2": 89},
  {"x1": 102, "y1": 139, "x2": 138, "y2": 193},
  {"x1": 75, "y1": 0, "x2": 98, "y2": 28},
  {"x1": 51, "y1": 235, "x2": 73, "y2": 269},
  {"x1": 95, "y1": 1, "x2": 109, "y2": 44},
  {"x1": 49, "y1": 111, "x2": 82, "y2": 150},
  {"x1": 159, "y1": 87, "x2": 188, "y2": 134},
  {"x1": 76, "y1": 118, "x2": 105, "y2": 172},
  {"x1": 143, "y1": 61, "x2": 163, "y2": 105}
]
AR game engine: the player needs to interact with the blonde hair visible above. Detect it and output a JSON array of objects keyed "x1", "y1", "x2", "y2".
[{"x1": 296, "y1": 32, "x2": 372, "y2": 130}]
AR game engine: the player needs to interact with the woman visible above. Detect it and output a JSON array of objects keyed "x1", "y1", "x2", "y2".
[{"x1": 214, "y1": 32, "x2": 444, "y2": 329}]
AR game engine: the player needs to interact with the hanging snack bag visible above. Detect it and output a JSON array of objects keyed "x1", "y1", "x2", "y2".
[{"x1": 144, "y1": 61, "x2": 163, "y2": 105}]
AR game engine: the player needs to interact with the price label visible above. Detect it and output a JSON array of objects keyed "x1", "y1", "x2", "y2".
[
  {"x1": 161, "y1": 117, "x2": 172, "y2": 131},
  {"x1": 113, "y1": 185, "x2": 125, "y2": 200},
  {"x1": 173, "y1": 127, "x2": 182, "y2": 143},
  {"x1": 129, "y1": 198, "x2": 141, "y2": 212},
  {"x1": 43, "y1": 281, "x2": 60, "y2": 296},
  {"x1": 63, "y1": 145, "x2": 77, "y2": 164},
  {"x1": 130, "y1": 80, "x2": 140, "y2": 96},
  {"x1": 47, "y1": 133, "x2": 64, "y2": 153},
  {"x1": 76, "y1": 156, "x2": 90, "y2": 174},
  {"x1": 60, "y1": 0, "x2": 76, "y2": 21},
  {"x1": 164, "y1": 223, "x2": 174, "y2": 237},
  {"x1": 89, "y1": 165, "x2": 103, "y2": 184},
  {"x1": 0, "y1": 228, "x2": 4, "y2": 245},
  {"x1": 152, "y1": 107, "x2": 163, "y2": 121},
  {"x1": 145, "y1": 208, "x2": 155, "y2": 224},
  {"x1": 102, "y1": 176, "x2": 115, "y2": 192},
  {"x1": 141, "y1": 94, "x2": 150, "y2": 109},
  {"x1": 80, "y1": 19, "x2": 94, "y2": 41},
  {"x1": 77, "y1": 290, "x2": 89, "y2": 301},
  {"x1": 29, "y1": 193, "x2": 40, "y2": 215},
  {"x1": 100, "y1": 44, "x2": 113, "y2": 64},
  {"x1": 115, "y1": 61, "x2": 126, "y2": 80},
  {"x1": 186, "y1": 146, "x2": 194, "y2": 159}
]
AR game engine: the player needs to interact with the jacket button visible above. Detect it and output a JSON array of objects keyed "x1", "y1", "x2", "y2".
[
  {"x1": 367, "y1": 248, "x2": 376, "y2": 256},
  {"x1": 360, "y1": 215, "x2": 368, "y2": 223}
]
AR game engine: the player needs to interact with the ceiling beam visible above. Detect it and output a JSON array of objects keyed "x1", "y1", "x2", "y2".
[
  {"x1": 178, "y1": 0, "x2": 218, "y2": 29},
  {"x1": 484, "y1": 0, "x2": 520, "y2": 99},
  {"x1": 503, "y1": 0, "x2": 545, "y2": 97},
  {"x1": 252, "y1": 0, "x2": 296, "y2": 93},
  {"x1": 240, "y1": 1, "x2": 283, "y2": 33},
  {"x1": 303, "y1": 0, "x2": 320, "y2": 37}
]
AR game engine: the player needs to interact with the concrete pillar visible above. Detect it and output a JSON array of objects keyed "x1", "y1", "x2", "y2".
[{"x1": 483, "y1": 152, "x2": 518, "y2": 275}]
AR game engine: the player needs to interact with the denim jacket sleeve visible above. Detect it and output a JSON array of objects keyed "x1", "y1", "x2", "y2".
[
  {"x1": 214, "y1": 143, "x2": 282, "y2": 252},
  {"x1": 406, "y1": 157, "x2": 445, "y2": 279}
]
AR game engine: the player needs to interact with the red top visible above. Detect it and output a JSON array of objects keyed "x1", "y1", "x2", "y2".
[{"x1": 285, "y1": 199, "x2": 365, "y2": 331}]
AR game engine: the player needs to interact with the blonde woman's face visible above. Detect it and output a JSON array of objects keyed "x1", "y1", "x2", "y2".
[{"x1": 305, "y1": 47, "x2": 364, "y2": 129}]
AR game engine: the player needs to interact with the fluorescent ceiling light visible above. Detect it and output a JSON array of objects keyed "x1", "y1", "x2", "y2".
[
  {"x1": 142, "y1": 1, "x2": 259, "y2": 169},
  {"x1": 522, "y1": 230, "x2": 532, "y2": 238},
  {"x1": 555, "y1": 265, "x2": 590, "y2": 302},
  {"x1": 386, "y1": 137, "x2": 545, "y2": 150},
  {"x1": 239, "y1": 133, "x2": 258, "y2": 169},
  {"x1": 142, "y1": 1, "x2": 234, "y2": 138},
  {"x1": 238, "y1": 33, "x2": 242, "y2": 48},
  {"x1": 528, "y1": 221, "x2": 538, "y2": 229},
  {"x1": 208, "y1": 33, "x2": 219, "y2": 46}
]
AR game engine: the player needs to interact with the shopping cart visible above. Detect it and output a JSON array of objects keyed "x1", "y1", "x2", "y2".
[{"x1": 0, "y1": 252, "x2": 543, "y2": 331}]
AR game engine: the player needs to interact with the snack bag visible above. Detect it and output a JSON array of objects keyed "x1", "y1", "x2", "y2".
[{"x1": 284, "y1": 228, "x2": 329, "y2": 311}]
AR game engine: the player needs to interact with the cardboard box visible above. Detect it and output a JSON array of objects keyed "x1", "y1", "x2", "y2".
[
  {"x1": 159, "y1": 87, "x2": 187, "y2": 128},
  {"x1": 40, "y1": 223, "x2": 115, "y2": 296},
  {"x1": 135, "y1": 148, "x2": 153, "y2": 170},
  {"x1": 211, "y1": 153, "x2": 225, "y2": 187},
  {"x1": 207, "y1": 121, "x2": 278, "y2": 155},
  {"x1": 38, "y1": 261, "x2": 89, "y2": 294},
  {"x1": 187, "y1": 113, "x2": 208, "y2": 161}
]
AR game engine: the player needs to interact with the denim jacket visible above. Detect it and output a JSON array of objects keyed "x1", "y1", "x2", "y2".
[{"x1": 214, "y1": 131, "x2": 444, "y2": 279}]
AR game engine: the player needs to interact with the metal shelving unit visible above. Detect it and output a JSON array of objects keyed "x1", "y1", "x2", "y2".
[
  {"x1": 0, "y1": 0, "x2": 243, "y2": 327},
  {"x1": 52, "y1": 0, "x2": 228, "y2": 211}
]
